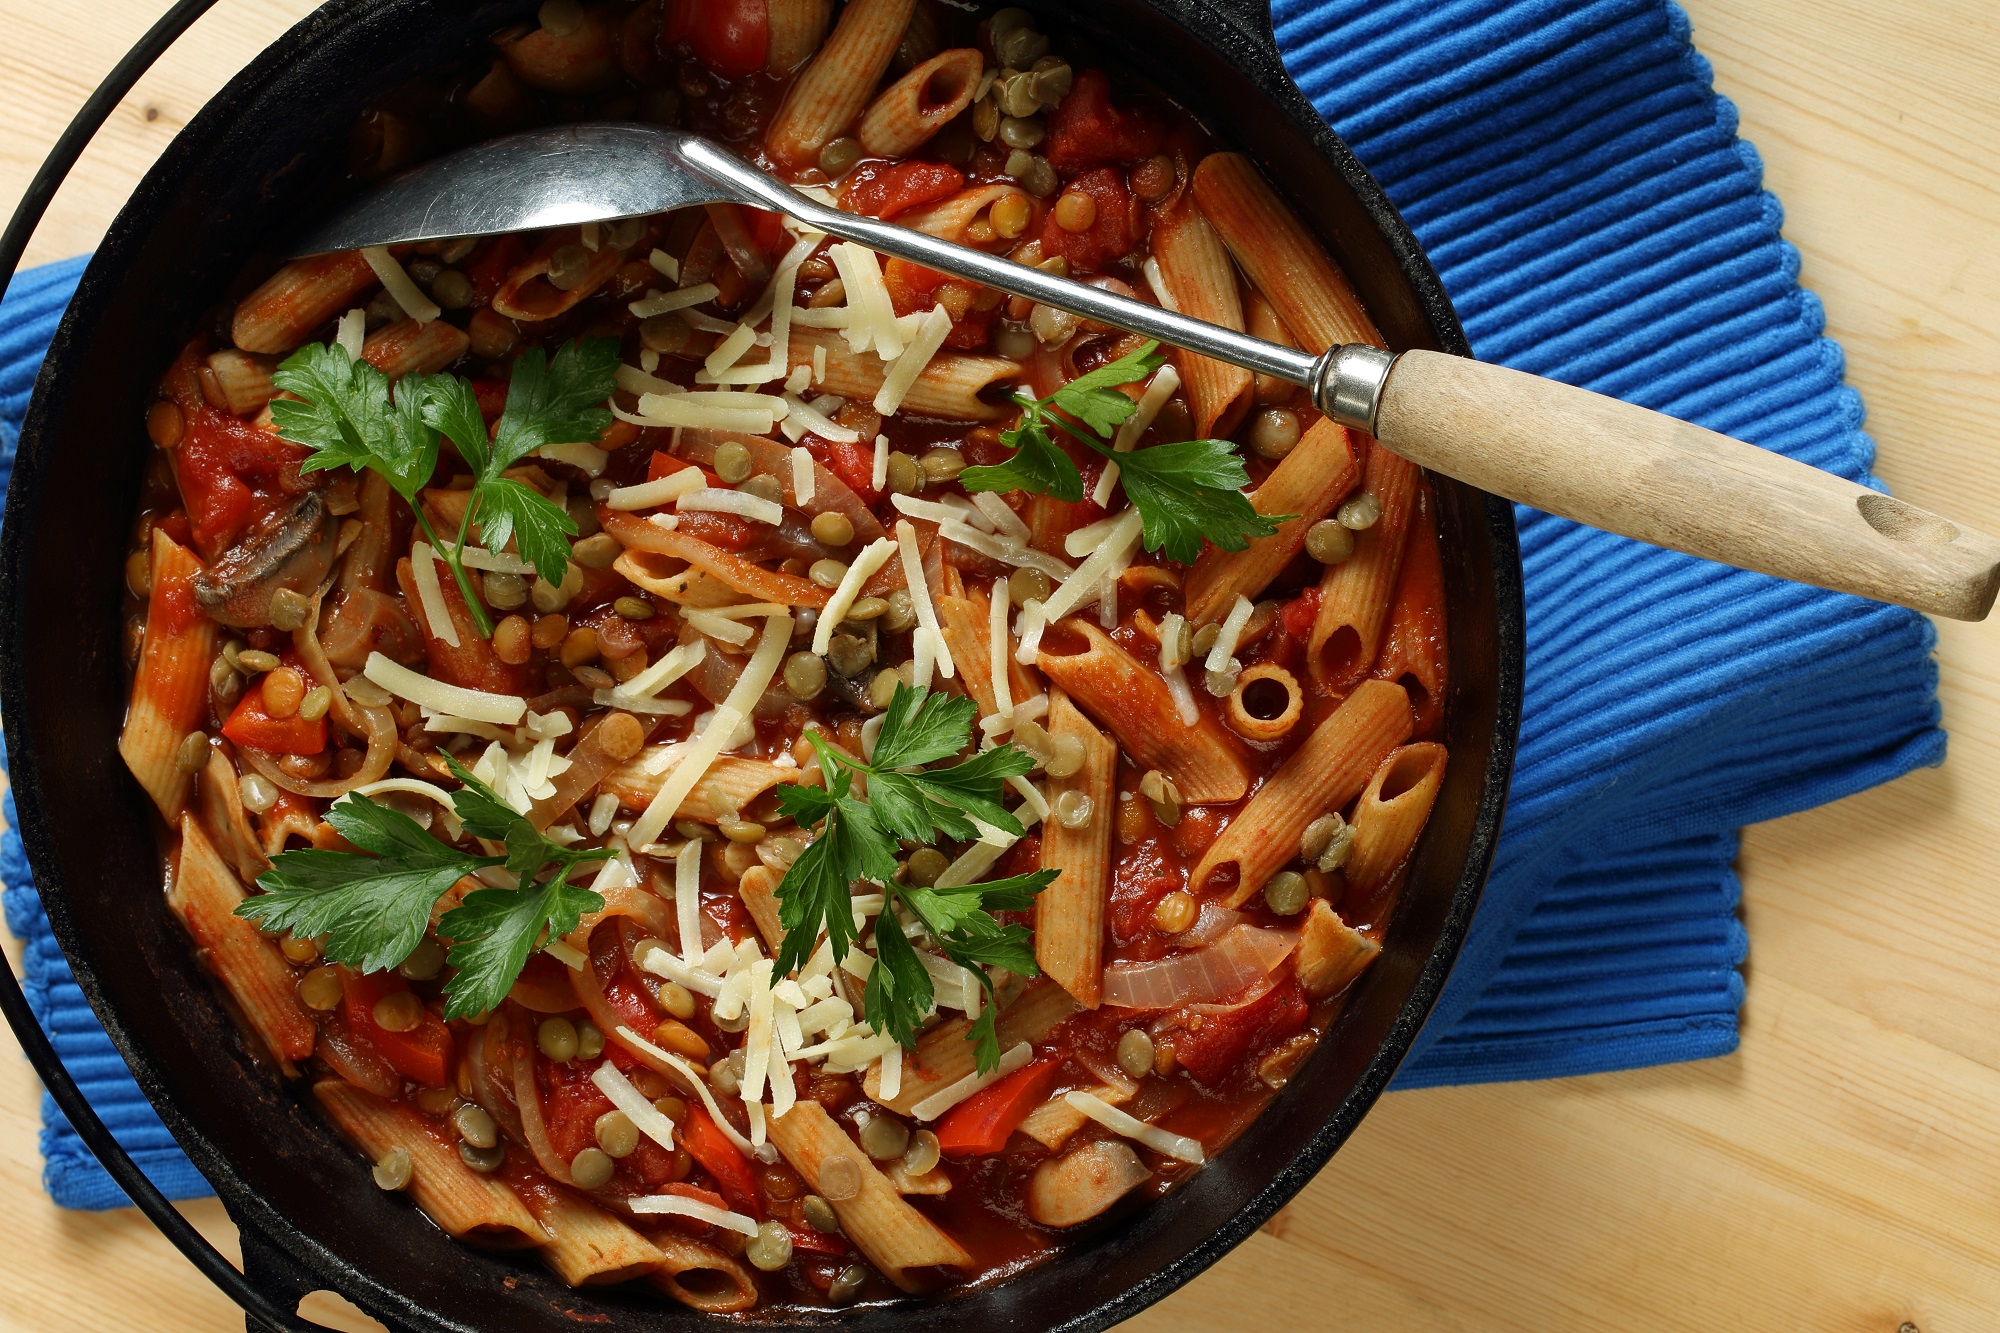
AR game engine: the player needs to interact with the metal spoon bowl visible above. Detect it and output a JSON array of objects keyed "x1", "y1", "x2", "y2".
[{"x1": 292, "y1": 124, "x2": 2000, "y2": 621}]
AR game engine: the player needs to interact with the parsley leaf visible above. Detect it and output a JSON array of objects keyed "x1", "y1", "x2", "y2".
[
  {"x1": 237, "y1": 795, "x2": 498, "y2": 975},
  {"x1": 957, "y1": 339, "x2": 1294, "y2": 564},
  {"x1": 236, "y1": 756, "x2": 613, "y2": 1018},
  {"x1": 957, "y1": 402, "x2": 1084, "y2": 501},
  {"x1": 270, "y1": 334, "x2": 619, "y2": 633},
  {"x1": 1113, "y1": 437, "x2": 1288, "y2": 563},
  {"x1": 436, "y1": 865, "x2": 603, "y2": 1019},
  {"x1": 965, "y1": 1007, "x2": 1003, "y2": 1072},
  {"x1": 770, "y1": 687, "x2": 1052, "y2": 1066}
]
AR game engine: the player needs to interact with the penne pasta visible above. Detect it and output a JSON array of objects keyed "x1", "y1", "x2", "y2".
[
  {"x1": 1036, "y1": 621, "x2": 1253, "y2": 804},
  {"x1": 1370, "y1": 485, "x2": 1449, "y2": 740},
  {"x1": 935, "y1": 582, "x2": 1037, "y2": 720},
  {"x1": 735, "y1": 864, "x2": 785, "y2": 952},
  {"x1": 1308, "y1": 440, "x2": 1420, "y2": 691},
  {"x1": 171, "y1": 814, "x2": 317, "y2": 1067},
  {"x1": 1017, "y1": 1076, "x2": 1135, "y2": 1152},
  {"x1": 764, "y1": 0, "x2": 918, "y2": 169},
  {"x1": 362, "y1": 316, "x2": 471, "y2": 381},
  {"x1": 1223, "y1": 663, "x2": 1303, "y2": 744},
  {"x1": 1036, "y1": 691, "x2": 1115, "y2": 1008},
  {"x1": 766, "y1": 1101, "x2": 971, "y2": 1290},
  {"x1": 1183, "y1": 418, "x2": 1359, "y2": 624},
  {"x1": 602, "y1": 746, "x2": 798, "y2": 822},
  {"x1": 230, "y1": 250, "x2": 378, "y2": 355},
  {"x1": 1245, "y1": 286, "x2": 1301, "y2": 406},
  {"x1": 1191, "y1": 152, "x2": 1384, "y2": 354},
  {"x1": 765, "y1": 0, "x2": 835, "y2": 75},
  {"x1": 313, "y1": 1081, "x2": 549, "y2": 1248},
  {"x1": 517, "y1": 1185, "x2": 665, "y2": 1286},
  {"x1": 858, "y1": 48, "x2": 985, "y2": 156},
  {"x1": 863, "y1": 978, "x2": 1078, "y2": 1114},
  {"x1": 898, "y1": 182, "x2": 1030, "y2": 243},
  {"x1": 1149, "y1": 204, "x2": 1254, "y2": 438},
  {"x1": 1343, "y1": 741, "x2": 1449, "y2": 904},
  {"x1": 1294, "y1": 898, "x2": 1382, "y2": 999},
  {"x1": 647, "y1": 1231, "x2": 761, "y2": 1313},
  {"x1": 203, "y1": 349, "x2": 277, "y2": 416},
  {"x1": 1193, "y1": 679, "x2": 1413, "y2": 906},
  {"x1": 492, "y1": 229, "x2": 622, "y2": 321},
  {"x1": 120, "y1": 530, "x2": 220, "y2": 822},
  {"x1": 789, "y1": 327, "x2": 1018, "y2": 421}
]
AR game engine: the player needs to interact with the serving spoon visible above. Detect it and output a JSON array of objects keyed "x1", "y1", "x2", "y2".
[{"x1": 293, "y1": 124, "x2": 2000, "y2": 621}]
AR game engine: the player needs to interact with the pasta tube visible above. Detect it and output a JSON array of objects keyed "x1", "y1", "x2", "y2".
[
  {"x1": 764, "y1": 0, "x2": 917, "y2": 169},
  {"x1": 1308, "y1": 439, "x2": 1420, "y2": 692},
  {"x1": 1294, "y1": 898, "x2": 1382, "y2": 999},
  {"x1": 120, "y1": 530, "x2": 219, "y2": 822},
  {"x1": 1149, "y1": 203, "x2": 1254, "y2": 438},
  {"x1": 1184, "y1": 418, "x2": 1358, "y2": 624},
  {"x1": 1344, "y1": 741, "x2": 1449, "y2": 904},
  {"x1": 857, "y1": 48, "x2": 985, "y2": 157},
  {"x1": 1036, "y1": 691, "x2": 1116, "y2": 1008}
]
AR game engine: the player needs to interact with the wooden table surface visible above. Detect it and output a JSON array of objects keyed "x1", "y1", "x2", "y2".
[{"x1": 2, "y1": 2, "x2": 1997, "y2": 1329}]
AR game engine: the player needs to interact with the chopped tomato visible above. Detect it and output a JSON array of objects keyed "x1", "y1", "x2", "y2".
[
  {"x1": 743, "y1": 205, "x2": 788, "y2": 256},
  {"x1": 1041, "y1": 167, "x2": 1137, "y2": 275},
  {"x1": 151, "y1": 510, "x2": 193, "y2": 549},
  {"x1": 815, "y1": 440, "x2": 881, "y2": 504},
  {"x1": 172, "y1": 425, "x2": 253, "y2": 555},
  {"x1": 666, "y1": 0, "x2": 768, "y2": 78},
  {"x1": 1280, "y1": 587, "x2": 1321, "y2": 641},
  {"x1": 933, "y1": 1055, "x2": 1066, "y2": 1157},
  {"x1": 787, "y1": 1223, "x2": 850, "y2": 1256},
  {"x1": 884, "y1": 257, "x2": 952, "y2": 315},
  {"x1": 840, "y1": 160, "x2": 966, "y2": 220},
  {"x1": 1167, "y1": 976, "x2": 1309, "y2": 1086},
  {"x1": 673, "y1": 508, "x2": 760, "y2": 551},
  {"x1": 1045, "y1": 68, "x2": 1164, "y2": 171},
  {"x1": 221, "y1": 674, "x2": 328, "y2": 755},
  {"x1": 681, "y1": 1103, "x2": 763, "y2": 1218},
  {"x1": 339, "y1": 971, "x2": 454, "y2": 1088},
  {"x1": 646, "y1": 451, "x2": 722, "y2": 486}
]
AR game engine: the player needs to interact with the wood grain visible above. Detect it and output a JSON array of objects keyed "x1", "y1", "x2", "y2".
[
  {"x1": 0, "y1": 2, "x2": 1996, "y2": 1330},
  {"x1": 1375, "y1": 349, "x2": 2000, "y2": 620}
]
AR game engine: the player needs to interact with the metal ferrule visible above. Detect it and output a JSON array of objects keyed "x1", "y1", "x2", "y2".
[{"x1": 1311, "y1": 344, "x2": 1401, "y2": 435}]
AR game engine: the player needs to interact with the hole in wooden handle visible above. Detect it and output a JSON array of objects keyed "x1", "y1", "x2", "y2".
[{"x1": 1857, "y1": 493, "x2": 1960, "y2": 545}]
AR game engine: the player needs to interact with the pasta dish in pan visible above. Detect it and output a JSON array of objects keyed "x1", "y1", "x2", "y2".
[{"x1": 118, "y1": 0, "x2": 1449, "y2": 1312}]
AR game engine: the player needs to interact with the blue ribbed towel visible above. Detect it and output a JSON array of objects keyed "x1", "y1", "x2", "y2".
[{"x1": 0, "y1": 0, "x2": 1944, "y2": 1207}]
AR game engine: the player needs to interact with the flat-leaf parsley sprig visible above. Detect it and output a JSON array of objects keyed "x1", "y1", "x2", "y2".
[
  {"x1": 269, "y1": 336, "x2": 621, "y2": 638},
  {"x1": 236, "y1": 757, "x2": 615, "y2": 1018},
  {"x1": 771, "y1": 686, "x2": 1058, "y2": 1072},
  {"x1": 957, "y1": 339, "x2": 1293, "y2": 563}
]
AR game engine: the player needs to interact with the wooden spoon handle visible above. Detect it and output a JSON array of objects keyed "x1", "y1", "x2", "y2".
[{"x1": 1371, "y1": 350, "x2": 2000, "y2": 621}]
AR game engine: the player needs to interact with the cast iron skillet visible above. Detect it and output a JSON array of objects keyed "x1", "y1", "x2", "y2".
[{"x1": 0, "y1": 1, "x2": 1523, "y2": 1328}]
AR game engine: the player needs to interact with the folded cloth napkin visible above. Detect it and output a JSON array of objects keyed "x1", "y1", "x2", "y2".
[{"x1": 0, "y1": 0, "x2": 1944, "y2": 1206}]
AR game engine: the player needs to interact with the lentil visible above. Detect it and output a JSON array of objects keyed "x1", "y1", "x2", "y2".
[
  {"x1": 1248, "y1": 407, "x2": 1302, "y2": 460},
  {"x1": 537, "y1": 1016, "x2": 580, "y2": 1061},
  {"x1": 1264, "y1": 870, "x2": 1310, "y2": 916},
  {"x1": 492, "y1": 614, "x2": 532, "y2": 664},
  {"x1": 1153, "y1": 889, "x2": 1197, "y2": 934},
  {"x1": 1116, "y1": 1028, "x2": 1156, "y2": 1079},
  {"x1": 659, "y1": 979, "x2": 697, "y2": 1020},
  {"x1": 860, "y1": 1114, "x2": 909, "y2": 1161},
  {"x1": 373, "y1": 990, "x2": 424, "y2": 1033},
  {"x1": 810, "y1": 510, "x2": 854, "y2": 547},
  {"x1": 1053, "y1": 190, "x2": 1098, "y2": 233},
  {"x1": 453, "y1": 1103, "x2": 499, "y2": 1150},
  {"x1": 280, "y1": 935, "x2": 320, "y2": 965},
  {"x1": 596, "y1": 1109, "x2": 641, "y2": 1158},
  {"x1": 1304, "y1": 519, "x2": 1355, "y2": 564},
  {"x1": 818, "y1": 135, "x2": 863, "y2": 176},
  {"x1": 906, "y1": 847, "x2": 950, "y2": 887},
  {"x1": 299, "y1": 967, "x2": 343, "y2": 1011},
  {"x1": 262, "y1": 666, "x2": 306, "y2": 717},
  {"x1": 613, "y1": 595, "x2": 655, "y2": 620},
  {"x1": 460, "y1": 1139, "x2": 505, "y2": 1172},
  {"x1": 399, "y1": 937, "x2": 446, "y2": 981},
  {"x1": 714, "y1": 440, "x2": 754, "y2": 483},
  {"x1": 298, "y1": 685, "x2": 334, "y2": 721},
  {"x1": 784, "y1": 651, "x2": 828, "y2": 700},
  {"x1": 746, "y1": 1220, "x2": 794, "y2": 1271},
  {"x1": 372, "y1": 1147, "x2": 414, "y2": 1191},
  {"x1": 269, "y1": 586, "x2": 312, "y2": 631},
  {"x1": 1054, "y1": 788, "x2": 1094, "y2": 829},
  {"x1": 570, "y1": 1147, "x2": 615, "y2": 1189},
  {"x1": 1338, "y1": 492, "x2": 1383, "y2": 530},
  {"x1": 174, "y1": 730, "x2": 210, "y2": 775}
]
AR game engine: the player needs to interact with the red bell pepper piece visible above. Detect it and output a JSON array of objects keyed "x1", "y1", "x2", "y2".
[
  {"x1": 932, "y1": 1055, "x2": 1067, "y2": 1157},
  {"x1": 339, "y1": 970, "x2": 455, "y2": 1088},
  {"x1": 221, "y1": 674, "x2": 329, "y2": 755},
  {"x1": 681, "y1": 1102, "x2": 763, "y2": 1218}
]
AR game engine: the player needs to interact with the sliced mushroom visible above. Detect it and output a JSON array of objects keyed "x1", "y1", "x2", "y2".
[
  {"x1": 193, "y1": 490, "x2": 337, "y2": 628},
  {"x1": 1026, "y1": 1139, "x2": 1151, "y2": 1228}
]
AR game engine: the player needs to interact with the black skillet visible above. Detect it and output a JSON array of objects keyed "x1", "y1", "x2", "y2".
[{"x1": 0, "y1": 1, "x2": 1523, "y2": 1328}]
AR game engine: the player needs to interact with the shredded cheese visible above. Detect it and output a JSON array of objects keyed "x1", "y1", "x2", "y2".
[
  {"x1": 741, "y1": 959, "x2": 777, "y2": 1103},
  {"x1": 831, "y1": 242, "x2": 904, "y2": 359},
  {"x1": 348, "y1": 780, "x2": 463, "y2": 839},
  {"x1": 336, "y1": 307, "x2": 366, "y2": 361},
  {"x1": 895, "y1": 520, "x2": 954, "y2": 679},
  {"x1": 874, "y1": 305, "x2": 954, "y2": 415},
  {"x1": 590, "y1": 1061, "x2": 679, "y2": 1152},
  {"x1": 361, "y1": 246, "x2": 440, "y2": 324},
  {"x1": 627, "y1": 1193, "x2": 761, "y2": 1237},
  {"x1": 1205, "y1": 594, "x2": 1256, "y2": 674},
  {"x1": 628, "y1": 283, "x2": 718, "y2": 317},
  {"x1": 910, "y1": 1042, "x2": 1034, "y2": 1121},
  {"x1": 780, "y1": 393, "x2": 859, "y2": 442},
  {"x1": 936, "y1": 800, "x2": 1041, "y2": 888},
  {"x1": 1006, "y1": 773, "x2": 1050, "y2": 822},
  {"x1": 675, "y1": 841, "x2": 704, "y2": 964},
  {"x1": 616, "y1": 364, "x2": 684, "y2": 397},
  {"x1": 364, "y1": 651, "x2": 524, "y2": 724},
  {"x1": 1063, "y1": 511, "x2": 1130, "y2": 559},
  {"x1": 406, "y1": 541, "x2": 460, "y2": 648},
  {"x1": 939, "y1": 519, "x2": 1075, "y2": 581},
  {"x1": 537, "y1": 441, "x2": 608, "y2": 476},
  {"x1": 615, "y1": 1026, "x2": 774, "y2": 1159},
  {"x1": 1065, "y1": 1090, "x2": 1206, "y2": 1164},
  {"x1": 877, "y1": 1046, "x2": 903, "y2": 1103},
  {"x1": 636, "y1": 942, "x2": 722, "y2": 998},
  {"x1": 813, "y1": 343, "x2": 827, "y2": 381},
  {"x1": 610, "y1": 641, "x2": 705, "y2": 705},
  {"x1": 648, "y1": 248, "x2": 680, "y2": 282},
  {"x1": 1039, "y1": 510, "x2": 1143, "y2": 623},
  {"x1": 677, "y1": 488, "x2": 784, "y2": 525},
  {"x1": 970, "y1": 491, "x2": 1031, "y2": 543},
  {"x1": 812, "y1": 539, "x2": 897, "y2": 655},
  {"x1": 871, "y1": 432, "x2": 889, "y2": 491},
  {"x1": 988, "y1": 577, "x2": 1014, "y2": 722},
  {"x1": 791, "y1": 447, "x2": 815, "y2": 504},
  {"x1": 1093, "y1": 364, "x2": 1182, "y2": 506},
  {"x1": 704, "y1": 322, "x2": 760, "y2": 377},
  {"x1": 889, "y1": 493, "x2": 968, "y2": 527},
  {"x1": 1013, "y1": 598, "x2": 1047, "y2": 666},
  {"x1": 1142, "y1": 257, "x2": 1179, "y2": 311},
  {"x1": 607, "y1": 468, "x2": 705, "y2": 511},
  {"x1": 630, "y1": 614, "x2": 791, "y2": 848}
]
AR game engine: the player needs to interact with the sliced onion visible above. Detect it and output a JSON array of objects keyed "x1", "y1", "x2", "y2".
[
  {"x1": 315, "y1": 1010, "x2": 400, "y2": 1100},
  {"x1": 509, "y1": 1033, "x2": 577, "y2": 1186},
  {"x1": 465, "y1": 1018, "x2": 525, "y2": 1144},
  {"x1": 1101, "y1": 925, "x2": 1299, "y2": 1010},
  {"x1": 239, "y1": 698, "x2": 395, "y2": 799},
  {"x1": 1180, "y1": 901, "x2": 1246, "y2": 948}
]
